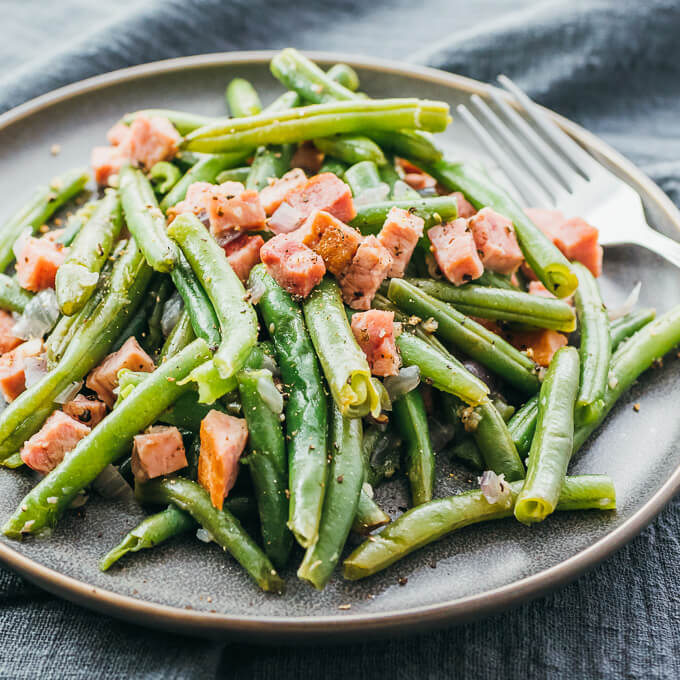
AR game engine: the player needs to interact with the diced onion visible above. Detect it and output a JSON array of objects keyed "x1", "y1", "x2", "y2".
[
  {"x1": 256, "y1": 370, "x2": 284, "y2": 414},
  {"x1": 383, "y1": 365, "x2": 420, "y2": 402},
  {"x1": 23, "y1": 356, "x2": 48, "y2": 389},
  {"x1": 608, "y1": 281, "x2": 641, "y2": 321},
  {"x1": 54, "y1": 381, "x2": 83, "y2": 404},
  {"x1": 361, "y1": 482, "x2": 374, "y2": 499},
  {"x1": 160, "y1": 291, "x2": 184, "y2": 337},
  {"x1": 355, "y1": 183, "x2": 390, "y2": 206},
  {"x1": 69, "y1": 491, "x2": 89, "y2": 509},
  {"x1": 373, "y1": 377, "x2": 392, "y2": 412},
  {"x1": 478, "y1": 470, "x2": 512, "y2": 507},
  {"x1": 93, "y1": 464, "x2": 134, "y2": 501},
  {"x1": 12, "y1": 289, "x2": 60, "y2": 340},
  {"x1": 196, "y1": 528, "x2": 214, "y2": 543},
  {"x1": 247, "y1": 277, "x2": 266, "y2": 305},
  {"x1": 268, "y1": 202, "x2": 303, "y2": 234},
  {"x1": 259, "y1": 352, "x2": 281, "y2": 378}
]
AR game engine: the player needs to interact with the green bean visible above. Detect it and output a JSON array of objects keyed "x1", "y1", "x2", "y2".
[
  {"x1": 159, "y1": 391, "x2": 226, "y2": 431},
  {"x1": 319, "y1": 159, "x2": 348, "y2": 177},
  {"x1": 56, "y1": 189, "x2": 123, "y2": 316},
  {"x1": 0, "y1": 239, "x2": 152, "y2": 460},
  {"x1": 168, "y1": 213, "x2": 258, "y2": 382},
  {"x1": 57, "y1": 201, "x2": 99, "y2": 247},
  {"x1": 0, "y1": 273, "x2": 33, "y2": 313},
  {"x1": 395, "y1": 331, "x2": 489, "y2": 405},
  {"x1": 610, "y1": 309, "x2": 656, "y2": 349},
  {"x1": 326, "y1": 63, "x2": 360, "y2": 92},
  {"x1": 135, "y1": 476, "x2": 284, "y2": 592},
  {"x1": 425, "y1": 159, "x2": 577, "y2": 298},
  {"x1": 184, "y1": 99, "x2": 451, "y2": 153},
  {"x1": 343, "y1": 475, "x2": 616, "y2": 579},
  {"x1": 111, "y1": 272, "x2": 164, "y2": 352},
  {"x1": 366, "y1": 129, "x2": 443, "y2": 165},
  {"x1": 408, "y1": 278, "x2": 576, "y2": 332},
  {"x1": 122, "y1": 109, "x2": 217, "y2": 135},
  {"x1": 298, "y1": 405, "x2": 364, "y2": 590},
  {"x1": 99, "y1": 505, "x2": 195, "y2": 571},
  {"x1": 349, "y1": 196, "x2": 458, "y2": 236},
  {"x1": 508, "y1": 395, "x2": 539, "y2": 458},
  {"x1": 572, "y1": 263, "x2": 609, "y2": 424},
  {"x1": 313, "y1": 135, "x2": 386, "y2": 166},
  {"x1": 246, "y1": 145, "x2": 294, "y2": 191},
  {"x1": 120, "y1": 165, "x2": 177, "y2": 273},
  {"x1": 142, "y1": 275, "x2": 173, "y2": 355},
  {"x1": 2, "y1": 338, "x2": 210, "y2": 537},
  {"x1": 160, "y1": 152, "x2": 250, "y2": 211},
  {"x1": 0, "y1": 452, "x2": 24, "y2": 469},
  {"x1": 352, "y1": 491, "x2": 390, "y2": 534},
  {"x1": 303, "y1": 278, "x2": 380, "y2": 418},
  {"x1": 149, "y1": 162, "x2": 181, "y2": 195},
  {"x1": 159, "y1": 308, "x2": 195, "y2": 362},
  {"x1": 225, "y1": 78, "x2": 263, "y2": 118},
  {"x1": 344, "y1": 161, "x2": 384, "y2": 198},
  {"x1": 450, "y1": 438, "x2": 485, "y2": 471},
  {"x1": 237, "y1": 357, "x2": 292, "y2": 569},
  {"x1": 362, "y1": 422, "x2": 401, "y2": 486},
  {"x1": 169, "y1": 250, "x2": 221, "y2": 350},
  {"x1": 216, "y1": 166, "x2": 252, "y2": 184},
  {"x1": 388, "y1": 279, "x2": 540, "y2": 394},
  {"x1": 0, "y1": 168, "x2": 89, "y2": 271},
  {"x1": 393, "y1": 389, "x2": 435, "y2": 505},
  {"x1": 249, "y1": 265, "x2": 327, "y2": 548},
  {"x1": 475, "y1": 270, "x2": 517, "y2": 290},
  {"x1": 515, "y1": 346, "x2": 579, "y2": 524},
  {"x1": 265, "y1": 91, "x2": 301, "y2": 113},
  {"x1": 375, "y1": 162, "x2": 401, "y2": 193},
  {"x1": 270, "y1": 49, "x2": 442, "y2": 164}
]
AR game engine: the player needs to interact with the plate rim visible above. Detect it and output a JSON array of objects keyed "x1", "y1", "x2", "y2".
[{"x1": 1, "y1": 49, "x2": 679, "y2": 640}]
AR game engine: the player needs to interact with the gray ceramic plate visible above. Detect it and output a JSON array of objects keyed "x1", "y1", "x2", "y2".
[{"x1": 0, "y1": 52, "x2": 679, "y2": 642}]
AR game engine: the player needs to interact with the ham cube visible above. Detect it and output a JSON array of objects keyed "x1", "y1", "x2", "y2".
[
  {"x1": 85, "y1": 336, "x2": 155, "y2": 406},
  {"x1": 167, "y1": 181, "x2": 214, "y2": 222},
  {"x1": 0, "y1": 338, "x2": 44, "y2": 402},
  {"x1": 20, "y1": 410, "x2": 91, "y2": 474},
  {"x1": 106, "y1": 122, "x2": 132, "y2": 147},
  {"x1": 91, "y1": 145, "x2": 128, "y2": 186},
  {"x1": 258, "y1": 168, "x2": 307, "y2": 215},
  {"x1": 16, "y1": 236, "x2": 66, "y2": 292},
  {"x1": 508, "y1": 328, "x2": 567, "y2": 367},
  {"x1": 528, "y1": 280, "x2": 555, "y2": 299},
  {"x1": 339, "y1": 236, "x2": 393, "y2": 310},
  {"x1": 62, "y1": 394, "x2": 107, "y2": 428},
  {"x1": 403, "y1": 172, "x2": 436, "y2": 191},
  {"x1": 377, "y1": 206, "x2": 424, "y2": 278},
  {"x1": 223, "y1": 234, "x2": 264, "y2": 283},
  {"x1": 0, "y1": 310, "x2": 23, "y2": 355},
  {"x1": 291, "y1": 142, "x2": 325, "y2": 174},
  {"x1": 429, "y1": 218, "x2": 484, "y2": 286},
  {"x1": 260, "y1": 234, "x2": 326, "y2": 298},
  {"x1": 207, "y1": 183, "x2": 266, "y2": 239},
  {"x1": 198, "y1": 410, "x2": 248, "y2": 510},
  {"x1": 132, "y1": 425, "x2": 188, "y2": 483},
  {"x1": 270, "y1": 172, "x2": 355, "y2": 234},
  {"x1": 299, "y1": 210, "x2": 362, "y2": 276},
  {"x1": 350, "y1": 310, "x2": 401, "y2": 377},
  {"x1": 452, "y1": 192, "x2": 477, "y2": 219},
  {"x1": 525, "y1": 208, "x2": 603, "y2": 277},
  {"x1": 468, "y1": 208, "x2": 524, "y2": 275},
  {"x1": 126, "y1": 115, "x2": 180, "y2": 170}
]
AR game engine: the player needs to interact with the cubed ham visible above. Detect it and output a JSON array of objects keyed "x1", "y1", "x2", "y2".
[
  {"x1": 528, "y1": 281, "x2": 555, "y2": 299},
  {"x1": 299, "y1": 210, "x2": 362, "y2": 276},
  {"x1": 452, "y1": 192, "x2": 477, "y2": 218},
  {"x1": 350, "y1": 310, "x2": 401, "y2": 377},
  {"x1": 403, "y1": 172, "x2": 436, "y2": 191},
  {"x1": 198, "y1": 410, "x2": 248, "y2": 510},
  {"x1": 339, "y1": 236, "x2": 392, "y2": 310},
  {"x1": 260, "y1": 234, "x2": 326, "y2": 298},
  {"x1": 207, "y1": 185, "x2": 266, "y2": 239},
  {"x1": 131, "y1": 425, "x2": 188, "y2": 483},
  {"x1": 258, "y1": 169, "x2": 307, "y2": 215},
  {"x1": 0, "y1": 338, "x2": 44, "y2": 402},
  {"x1": 429, "y1": 218, "x2": 484, "y2": 286},
  {"x1": 291, "y1": 142, "x2": 325, "y2": 174},
  {"x1": 20, "y1": 410, "x2": 91, "y2": 474},
  {"x1": 468, "y1": 208, "x2": 524, "y2": 275},
  {"x1": 377, "y1": 206, "x2": 424, "y2": 278},
  {"x1": 269, "y1": 173, "x2": 355, "y2": 234},
  {"x1": 126, "y1": 115, "x2": 181, "y2": 170},
  {"x1": 85, "y1": 336, "x2": 155, "y2": 406},
  {"x1": 62, "y1": 394, "x2": 107, "y2": 428},
  {"x1": 507, "y1": 328, "x2": 567, "y2": 367},
  {"x1": 167, "y1": 181, "x2": 215, "y2": 222},
  {"x1": 525, "y1": 208, "x2": 603, "y2": 277},
  {"x1": 0, "y1": 310, "x2": 22, "y2": 355},
  {"x1": 396, "y1": 158, "x2": 423, "y2": 175},
  {"x1": 91, "y1": 145, "x2": 128, "y2": 186},
  {"x1": 223, "y1": 234, "x2": 264, "y2": 282},
  {"x1": 106, "y1": 122, "x2": 132, "y2": 147},
  {"x1": 16, "y1": 236, "x2": 66, "y2": 292}
]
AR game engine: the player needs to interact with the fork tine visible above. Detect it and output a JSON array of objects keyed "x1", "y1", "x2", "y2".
[
  {"x1": 456, "y1": 104, "x2": 551, "y2": 208},
  {"x1": 470, "y1": 94, "x2": 568, "y2": 205},
  {"x1": 497, "y1": 74, "x2": 599, "y2": 179},
  {"x1": 486, "y1": 88, "x2": 579, "y2": 191}
]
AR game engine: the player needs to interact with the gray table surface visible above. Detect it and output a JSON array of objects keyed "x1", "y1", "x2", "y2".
[{"x1": 1, "y1": 1, "x2": 679, "y2": 677}]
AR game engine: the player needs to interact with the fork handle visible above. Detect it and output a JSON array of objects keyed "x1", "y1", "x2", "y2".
[{"x1": 630, "y1": 227, "x2": 680, "y2": 269}]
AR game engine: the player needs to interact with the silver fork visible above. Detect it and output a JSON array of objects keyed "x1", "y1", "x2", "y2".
[{"x1": 456, "y1": 74, "x2": 680, "y2": 268}]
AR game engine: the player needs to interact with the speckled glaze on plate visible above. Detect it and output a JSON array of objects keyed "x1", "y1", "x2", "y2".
[{"x1": 0, "y1": 52, "x2": 679, "y2": 642}]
